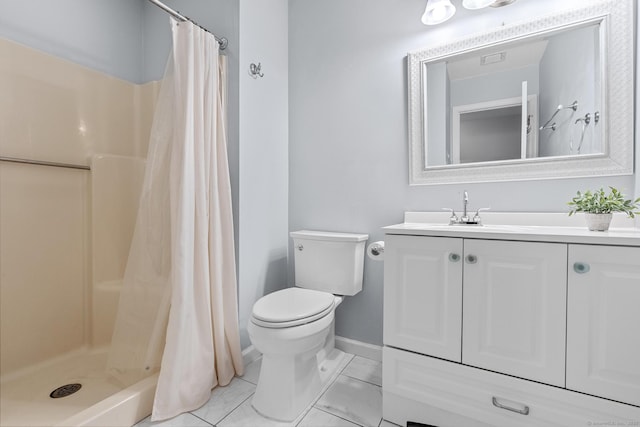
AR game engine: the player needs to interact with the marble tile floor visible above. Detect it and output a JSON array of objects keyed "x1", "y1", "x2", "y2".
[{"x1": 135, "y1": 354, "x2": 401, "y2": 427}]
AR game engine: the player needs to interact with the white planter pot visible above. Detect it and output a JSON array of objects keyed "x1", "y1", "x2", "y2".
[{"x1": 585, "y1": 213, "x2": 613, "y2": 231}]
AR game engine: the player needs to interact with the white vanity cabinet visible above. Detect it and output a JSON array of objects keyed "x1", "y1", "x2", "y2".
[
  {"x1": 567, "y1": 244, "x2": 640, "y2": 406},
  {"x1": 462, "y1": 239, "x2": 567, "y2": 387},
  {"x1": 383, "y1": 235, "x2": 463, "y2": 362},
  {"x1": 382, "y1": 223, "x2": 640, "y2": 427}
]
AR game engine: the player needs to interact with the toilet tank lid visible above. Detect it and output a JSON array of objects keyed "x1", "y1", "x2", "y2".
[{"x1": 290, "y1": 230, "x2": 368, "y2": 242}]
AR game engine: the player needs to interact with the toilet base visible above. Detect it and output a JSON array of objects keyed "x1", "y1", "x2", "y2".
[{"x1": 252, "y1": 347, "x2": 349, "y2": 422}]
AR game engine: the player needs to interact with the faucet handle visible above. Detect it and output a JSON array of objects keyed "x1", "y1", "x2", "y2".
[
  {"x1": 442, "y1": 208, "x2": 459, "y2": 224},
  {"x1": 473, "y1": 207, "x2": 491, "y2": 223}
]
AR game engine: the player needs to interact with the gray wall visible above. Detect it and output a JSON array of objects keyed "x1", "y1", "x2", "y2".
[
  {"x1": 0, "y1": 0, "x2": 144, "y2": 83},
  {"x1": 238, "y1": 0, "x2": 289, "y2": 348},
  {"x1": 540, "y1": 26, "x2": 602, "y2": 156},
  {"x1": 539, "y1": 26, "x2": 598, "y2": 157},
  {"x1": 289, "y1": 0, "x2": 636, "y2": 346},
  {"x1": 450, "y1": 65, "x2": 539, "y2": 109}
]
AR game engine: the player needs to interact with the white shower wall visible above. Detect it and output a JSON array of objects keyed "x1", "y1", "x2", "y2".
[
  {"x1": 0, "y1": 37, "x2": 154, "y2": 374},
  {"x1": 91, "y1": 155, "x2": 147, "y2": 347},
  {"x1": 0, "y1": 162, "x2": 88, "y2": 374}
]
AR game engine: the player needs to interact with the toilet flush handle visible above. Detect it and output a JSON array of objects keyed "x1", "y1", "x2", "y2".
[{"x1": 296, "y1": 244, "x2": 304, "y2": 251}]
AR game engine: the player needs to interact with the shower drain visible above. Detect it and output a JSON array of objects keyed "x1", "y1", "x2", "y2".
[{"x1": 49, "y1": 383, "x2": 82, "y2": 398}]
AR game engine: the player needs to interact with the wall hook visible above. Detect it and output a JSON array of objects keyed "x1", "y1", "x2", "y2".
[{"x1": 249, "y1": 62, "x2": 264, "y2": 79}]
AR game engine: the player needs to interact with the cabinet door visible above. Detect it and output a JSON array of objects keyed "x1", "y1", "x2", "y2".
[
  {"x1": 463, "y1": 240, "x2": 567, "y2": 386},
  {"x1": 384, "y1": 234, "x2": 463, "y2": 362},
  {"x1": 567, "y1": 245, "x2": 640, "y2": 406}
]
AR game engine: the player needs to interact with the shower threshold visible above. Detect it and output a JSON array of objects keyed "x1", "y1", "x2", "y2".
[{"x1": 0, "y1": 348, "x2": 156, "y2": 426}]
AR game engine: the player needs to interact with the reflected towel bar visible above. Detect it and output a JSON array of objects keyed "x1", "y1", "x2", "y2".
[
  {"x1": 539, "y1": 100, "x2": 578, "y2": 131},
  {"x1": 0, "y1": 156, "x2": 91, "y2": 170}
]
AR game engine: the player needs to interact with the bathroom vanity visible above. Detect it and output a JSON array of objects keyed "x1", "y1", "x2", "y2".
[{"x1": 382, "y1": 213, "x2": 640, "y2": 427}]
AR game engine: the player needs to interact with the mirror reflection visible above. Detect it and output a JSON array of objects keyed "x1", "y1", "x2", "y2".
[{"x1": 424, "y1": 22, "x2": 601, "y2": 167}]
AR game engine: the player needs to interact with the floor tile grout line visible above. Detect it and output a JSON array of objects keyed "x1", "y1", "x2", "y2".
[
  {"x1": 312, "y1": 373, "x2": 383, "y2": 427},
  {"x1": 187, "y1": 377, "x2": 257, "y2": 425},
  {"x1": 294, "y1": 353, "x2": 356, "y2": 427},
  {"x1": 337, "y1": 373, "x2": 382, "y2": 389},
  {"x1": 235, "y1": 375, "x2": 257, "y2": 386},
  {"x1": 339, "y1": 354, "x2": 356, "y2": 373},
  {"x1": 313, "y1": 406, "x2": 367, "y2": 427},
  {"x1": 340, "y1": 372, "x2": 382, "y2": 388},
  {"x1": 312, "y1": 401, "x2": 381, "y2": 427},
  {"x1": 208, "y1": 391, "x2": 255, "y2": 426},
  {"x1": 189, "y1": 411, "x2": 216, "y2": 426},
  {"x1": 294, "y1": 405, "x2": 317, "y2": 426}
]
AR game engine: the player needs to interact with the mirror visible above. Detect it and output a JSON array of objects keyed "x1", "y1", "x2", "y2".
[{"x1": 408, "y1": 0, "x2": 634, "y2": 185}]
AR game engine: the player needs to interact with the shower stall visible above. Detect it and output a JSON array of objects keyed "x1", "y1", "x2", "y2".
[
  {"x1": 0, "y1": 1, "x2": 237, "y2": 425},
  {"x1": 0, "y1": 0, "x2": 243, "y2": 427},
  {"x1": 0, "y1": 32, "x2": 157, "y2": 424}
]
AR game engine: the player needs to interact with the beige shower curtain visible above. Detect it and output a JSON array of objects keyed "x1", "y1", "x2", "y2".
[{"x1": 107, "y1": 18, "x2": 243, "y2": 422}]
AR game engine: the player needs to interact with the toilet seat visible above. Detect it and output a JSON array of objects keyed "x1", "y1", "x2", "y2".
[{"x1": 251, "y1": 287, "x2": 335, "y2": 328}]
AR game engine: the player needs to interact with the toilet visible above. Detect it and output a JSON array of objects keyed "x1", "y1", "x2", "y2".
[{"x1": 247, "y1": 230, "x2": 368, "y2": 421}]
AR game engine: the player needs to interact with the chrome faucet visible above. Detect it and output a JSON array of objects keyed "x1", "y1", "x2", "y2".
[
  {"x1": 443, "y1": 191, "x2": 490, "y2": 225},
  {"x1": 461, "y1": 191, "x2": 469, "y2": 223}
]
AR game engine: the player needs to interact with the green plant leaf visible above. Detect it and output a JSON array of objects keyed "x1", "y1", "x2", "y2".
[{"x1": 567, "y1": 187, "x2": 639, "y2": 217}]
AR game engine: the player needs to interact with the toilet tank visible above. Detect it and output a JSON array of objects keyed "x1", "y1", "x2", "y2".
[{"x1": 290, "y1": 230, "x2": 369, "y2": 296}]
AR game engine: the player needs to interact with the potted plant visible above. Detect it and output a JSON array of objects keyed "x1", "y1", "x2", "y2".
[{"x1": 568, "y1": 187, "x2": 640, "y2": 231}]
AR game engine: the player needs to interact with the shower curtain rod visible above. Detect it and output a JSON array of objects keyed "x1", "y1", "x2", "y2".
[{"x1": 147, "y1": 0, "x2": 228, "y2": 50}]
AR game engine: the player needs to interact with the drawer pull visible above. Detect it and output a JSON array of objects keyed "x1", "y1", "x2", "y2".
[
  {"x1": 449, "y1": 253, "x2": 461, "y2": 262},
  {"x1": 466, "y1": 254, "x2": 478, "y2": 264},
  {"x1": 492, "y1": 396, "x2": 530, "y2": 416}
]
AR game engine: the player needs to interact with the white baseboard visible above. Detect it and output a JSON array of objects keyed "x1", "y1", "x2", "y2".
[
  {"x1": 241, "y1": 344, "x2": 261, "y2": 366},
  {"x1": 335, "y1": 336, "x2": 382, "y2": 362}
]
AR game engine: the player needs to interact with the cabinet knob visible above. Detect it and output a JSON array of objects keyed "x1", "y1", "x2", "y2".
[
  {"x1": 449, "y1": 253, "x2": 461, "y2": 262},
  {"x1": 573, "y1": 262, "x2": 590, "y2": 274},
  {"x1": 466, "y1": 254, "x2": 478, "y2": 264}
]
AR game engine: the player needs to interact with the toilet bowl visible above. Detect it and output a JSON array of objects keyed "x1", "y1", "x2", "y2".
[
  {"x1": 247, "y1": 290, "x2": 336, "y2": 421},
  {"x1": 247, "y1": 230, "x2": 368, "y2": 422}
]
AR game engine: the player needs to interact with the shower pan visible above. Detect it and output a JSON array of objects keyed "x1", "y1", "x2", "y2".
[{"x1": 0, "y1": 155, "x2": 151, "y2": 427}]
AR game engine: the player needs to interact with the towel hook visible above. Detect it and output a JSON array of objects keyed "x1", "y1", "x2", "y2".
[{"x1": 249, "y1": 62, "x2": 264, "y2": 79}]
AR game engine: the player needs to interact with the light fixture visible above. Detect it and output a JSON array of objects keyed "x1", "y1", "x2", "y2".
[
  {"x1": 421, "y1": 0, "x2": 519, "y2": 26},
  {"x1": 462, "y1": 0, "x2": 495, "y2": 10},
  {"x1": 421, "y1": 0, "x2": 456, "y2": 26}
]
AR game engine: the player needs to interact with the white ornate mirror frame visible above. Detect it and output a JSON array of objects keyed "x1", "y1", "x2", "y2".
[{"x1": 407, "y1": 0, "x2": 634, "y2": 185}]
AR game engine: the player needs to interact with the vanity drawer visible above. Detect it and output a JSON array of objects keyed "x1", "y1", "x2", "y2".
[{"x1": 383, "y1": 346, "x2": 640, "y2": 427}]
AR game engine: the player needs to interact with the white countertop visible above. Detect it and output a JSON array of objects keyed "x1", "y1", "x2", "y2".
[{"x1": 383, "y1": 212, "x2": 640, "y2": 247}]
